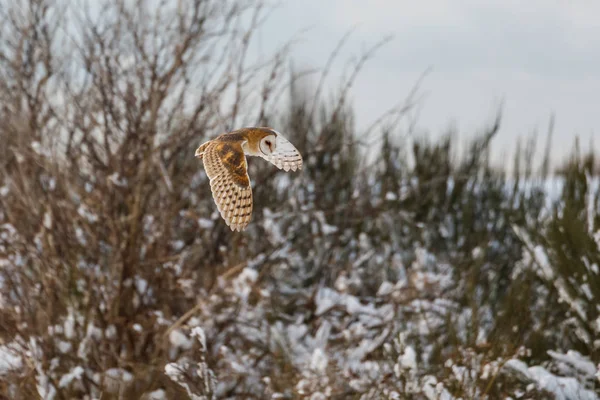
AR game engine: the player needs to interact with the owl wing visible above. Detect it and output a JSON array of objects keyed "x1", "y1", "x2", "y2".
[
  {"x1": 258, "y1": 132, "x2": 303, "y2": 172},
  {"x1": 201, "y1": 140, "x2": 253, "y2": 232}
]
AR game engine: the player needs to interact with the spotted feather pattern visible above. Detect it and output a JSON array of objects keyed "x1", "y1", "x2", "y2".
[
  {"x1": 201, "y1": 141, "x2": 253, "y2": 232},
  {"x1": 259, "y1": 131, "x2": 303, "y2": 172}
]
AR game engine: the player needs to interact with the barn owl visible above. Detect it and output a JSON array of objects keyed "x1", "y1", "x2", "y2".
[{"x1": 195, "y1": 127, "x2": 303, "y2": 231}]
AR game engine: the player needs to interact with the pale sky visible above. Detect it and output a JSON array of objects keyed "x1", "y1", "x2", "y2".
[{"x1": 252, "y1": 0, "x2": 600, "y2": 169}]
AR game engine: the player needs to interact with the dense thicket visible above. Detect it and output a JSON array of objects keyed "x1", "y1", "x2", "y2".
[{"x1": 0, "y1": 1, "x2": 598, "y2": 399}]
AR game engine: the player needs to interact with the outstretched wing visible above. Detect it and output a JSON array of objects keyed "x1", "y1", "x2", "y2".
[
  {"x1": 201, "y1": 141, "x2": 253, "y2": 232},
  {"x1": 259, "y1": 131, "x2": 303, "y2": 172}
]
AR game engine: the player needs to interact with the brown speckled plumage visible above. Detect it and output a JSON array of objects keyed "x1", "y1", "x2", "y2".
[{"x1": 195, "y1": 127, "x2": 303, "y2": 231}]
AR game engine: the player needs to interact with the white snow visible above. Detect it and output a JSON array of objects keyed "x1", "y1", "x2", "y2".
[
  {"x1": 385, "y1": 191, "x2": 397, "y2": 201},
  {"x1": 310, "y1": 348, "x2": 328, "y2": 374},
  {"x1": 0, "y1": 345, "x2": 23, "y2": 375},
  {"x1": 77, "y1": 204, "x2": 99, "y2": 223},
  {"x1": 104, "y1": 368, "x2": 133, "y2": 382},
  {"x1": 135, "y1": 277, "x2": 148, "y2": 294},
  {"x1": 64, "y1": 309, "x2": 76, "y2": 339},
  {"x1": 43, "y1": 211, "x2": 52, "y2": 229},
  {"x1": 197, "y1": 218, "x2": 214, "y2": 229},
  {"x1": 191, "y1": 326, "x2": 207, "y2": 351},
  {"x1": 169, "y1": 329, "x2": 193, "y2": 351},
  {"x1": 58, "y1": 365, "x2": 84, "y2": 388},
  {"x1": 399, "y1": 346, "x2": 417, "y2": 371},
  {"x1": 56, "y1": 340, "x2": 72, "y2": 354},
  {"x1": 376, "y1": 281, "x2": 394, "y2": 296},
  {"x1": 548, "y1": 350, "x2": 597, "y2": 377},
  {"x1": 146, "y1": 389, "x2": 167, "y2": 399},
  {"x1": 108, "y1": 172, "x2": 128, "y2": 187},
  {"x1": 504, "y1": 359, "x2": 598, "y2": 400},
  {"x1": 232, "y1": 267, "x2": 258, "y2": 302}
]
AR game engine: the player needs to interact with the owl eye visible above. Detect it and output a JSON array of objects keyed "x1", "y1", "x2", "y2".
[{"x1": 265, "y1": 140, "x2": 272, "y2": 147}]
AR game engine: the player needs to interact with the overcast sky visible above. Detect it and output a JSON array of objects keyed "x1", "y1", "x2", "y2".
[{"x1": 252, "y1": 0, "x2": 600, "y2": 168}]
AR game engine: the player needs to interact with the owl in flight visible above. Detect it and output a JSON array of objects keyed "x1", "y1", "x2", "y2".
[{"x1": 195, "y1": 127, "x2": 303, "y2": 232}]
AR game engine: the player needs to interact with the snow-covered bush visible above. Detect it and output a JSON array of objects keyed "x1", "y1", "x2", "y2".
[
  {"x1": 0, "y1": 0, "x2": 598, "y2": 399},
  {"x1": 516, "y1": 153, "x2": 600, "y2": 357}
]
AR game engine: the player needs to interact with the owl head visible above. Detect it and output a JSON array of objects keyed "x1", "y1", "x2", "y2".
[
  {"x1": 244, "y1": 127, "x2": 279, "y2": 157},
  {"x1": 233, "y1": 126, "x2": 303, "y2": 171},
  {"x1": 258, "y1": 132, "x2": 277, "y2": 156}
]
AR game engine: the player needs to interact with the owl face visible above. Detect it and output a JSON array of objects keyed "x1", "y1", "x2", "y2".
[{"x1": 258, "y1": 134, "x2": 277, "y2": 156}]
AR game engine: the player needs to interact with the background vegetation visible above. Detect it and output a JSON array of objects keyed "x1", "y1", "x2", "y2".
[{"x1": 0, "y1": 0, "x2": 598, "y2": 399}]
